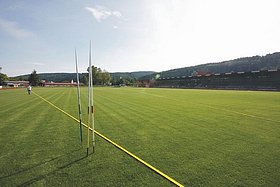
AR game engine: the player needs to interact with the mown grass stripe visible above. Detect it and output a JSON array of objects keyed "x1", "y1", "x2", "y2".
[
  {"x1": 33, "y1": 91, "x2": 184, "y2": 187},
  {"x1": 198, "y1": 103, "x2": 280, "y2": 123},
  {"x1": 141, "y1": 90, "x2": 280, "y2": 124}
]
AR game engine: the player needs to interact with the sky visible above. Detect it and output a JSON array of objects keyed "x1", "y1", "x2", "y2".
[{"x1": 0, "y1": 0, "x2": 280, "y2": 77}]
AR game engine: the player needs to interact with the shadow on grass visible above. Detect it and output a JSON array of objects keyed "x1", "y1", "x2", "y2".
[
  {"x1": 0, "y1": 147, "x2": 87, "y2": 186},
  {"x1": 17, "y1": 154, "x2": 88, "y2": 186}
]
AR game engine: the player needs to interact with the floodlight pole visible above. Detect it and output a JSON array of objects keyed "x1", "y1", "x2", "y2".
[{"x1": 75, "y1": 48, "x2": 83, "y2": 145}]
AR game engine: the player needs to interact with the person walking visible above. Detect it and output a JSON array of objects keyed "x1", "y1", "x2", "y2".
[{"x1": 27, "y1": 85, "x2": 32, "y2": 95}]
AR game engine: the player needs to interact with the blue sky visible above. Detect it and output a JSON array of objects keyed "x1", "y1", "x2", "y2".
[{"x1": 1, "y1": 0, "x2": 280, "y2": 76}]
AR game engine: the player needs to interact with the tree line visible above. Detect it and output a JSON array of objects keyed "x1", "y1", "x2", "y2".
[
  {"x1": 28, "y1": 66, "x2": 112, "y2": 86},
  {"x1": 0, "y1": 66, "x2": 112, "y2": 86},
  {"x1": 0, "y1": 67, "x2": 9, "y2": 85},
  {"x1": 5, "y1": 67, "x2": 154, "y2": 86}
]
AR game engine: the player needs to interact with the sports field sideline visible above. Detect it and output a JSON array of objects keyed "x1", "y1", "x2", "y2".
[{"x1": 0, "y1": 87, "x2": 279, "y2": 186}]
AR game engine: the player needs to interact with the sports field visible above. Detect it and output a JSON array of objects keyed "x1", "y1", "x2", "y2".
[{"x1": 0, "y1": 87, "x2": 279, "y2": 186}]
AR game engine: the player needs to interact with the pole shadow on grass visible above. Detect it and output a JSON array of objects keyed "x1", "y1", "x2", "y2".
[
  {"x1": 0, "y1": 147, "x2": 85, "y2": 185},
  {"x1": 16, "y1": 154, "x2": 88, "y2": 187}
]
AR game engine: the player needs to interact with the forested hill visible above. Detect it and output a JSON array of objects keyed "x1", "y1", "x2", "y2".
[
  {"x1": 111, "y1": 71, "x2": 155, "y2": 80},
  {"x1": 155, "y1": 52, "x2": 280, "y2": 79},
  {"x1": 11, "y1": 52, "x2": 280, "y2": 82},
  {"x1": 13, "y1": 73, "x2": 80, "y2": 82}
]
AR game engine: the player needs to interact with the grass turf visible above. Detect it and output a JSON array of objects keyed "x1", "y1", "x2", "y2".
[{"x1": 0, "y1": 87, "x2": 279, "y2": 186}]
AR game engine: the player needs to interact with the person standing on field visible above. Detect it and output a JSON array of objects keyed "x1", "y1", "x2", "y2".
[{"x1": 27, "y1": 85, "x2": 32, "y2": 95}]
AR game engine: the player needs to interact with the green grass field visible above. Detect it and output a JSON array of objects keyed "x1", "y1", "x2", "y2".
[{"x1": 0, "y1": 87, "x2": 279, "y2": 186}]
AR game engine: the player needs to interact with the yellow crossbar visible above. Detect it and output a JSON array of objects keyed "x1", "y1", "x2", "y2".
[{"x1": 33, "y1": 91, "x2": 184, "y2": 187}]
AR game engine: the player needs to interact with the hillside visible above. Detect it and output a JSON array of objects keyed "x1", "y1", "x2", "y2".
[
  {"x1": 11, "y1": 52, "x2": 280, "y2": 82},
  {"x1": 111, "y1": 71, "x2": 155, "y2": 80},
  {"x1": 13, "y1": 73, "x2": 82, "y2": 82},
  {"x1": 12, "y1": 71, "x2": 155, "y2": 83},
  {"x1": 156, "y1": 52, "x2": 280, "y2": 79}
]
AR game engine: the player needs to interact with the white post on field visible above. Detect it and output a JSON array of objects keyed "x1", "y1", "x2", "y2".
[
  {"x1": 87, "y1": 40, "x2": 95, "y2": 155},
  {"x1": 89, "y1": 41, "x2": 95, "y2": 153},
  {"x1": 75, "y1": 48, "x2": 83, "y2": 145}
]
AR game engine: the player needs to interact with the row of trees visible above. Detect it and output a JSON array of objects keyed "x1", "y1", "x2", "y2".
[
  {"x1": 0, "y1": 67, "x2": 9, "y2": 85},
  {"x1": 111, "y1": 76, "x2": 136, "y2": 86},
  {"x1": 89, "y1": 66, "x2": 111, "y2": 85},
  {"x1": 28, "y1": 66, "x2": 112, "y2": 86},
  {"x1": 0, "y1": 66, "x2": 134, "y2": 86},
  {"x1": 0, "y1": 66, "x2": 139, "y2": 86}
]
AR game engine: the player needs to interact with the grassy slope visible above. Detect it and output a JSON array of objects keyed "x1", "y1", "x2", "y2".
[{"x1": 0, "y1": 87, "x2": 279, "y2": 186}]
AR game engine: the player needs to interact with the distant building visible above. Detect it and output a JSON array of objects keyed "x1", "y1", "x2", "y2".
[
  {"x1": 4, "y1": 81, "x2": 29, "y2": 87},
  {"x1": 136, "y1": 79, "x2": 155, "y2": 88},
  {"x1": 39, "y1": 81, "x2": 83, "y2": 87}
]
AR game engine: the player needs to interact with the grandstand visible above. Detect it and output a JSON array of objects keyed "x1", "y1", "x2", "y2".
[{"x1": 153, "y1": 69, "x2": 280, "y2": 90}]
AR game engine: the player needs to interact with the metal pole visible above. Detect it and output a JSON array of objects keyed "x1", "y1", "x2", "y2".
[{"x1": 75, "y1": 48, "x2": 83, "y2": 145}]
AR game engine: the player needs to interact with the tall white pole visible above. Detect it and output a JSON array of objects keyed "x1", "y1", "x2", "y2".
[
  {"x1": 87, "y1": 40, "x2": 95, "y2": 155},
  {"x1": 75, "y1": 48, "x2": 83, "y2": 145},
  {"x1": 87, "y1": 46, "x2": 91, "y2": 156},
  {"x1": 89, "y1": 40, "x2": 95, "y2": 152}
]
